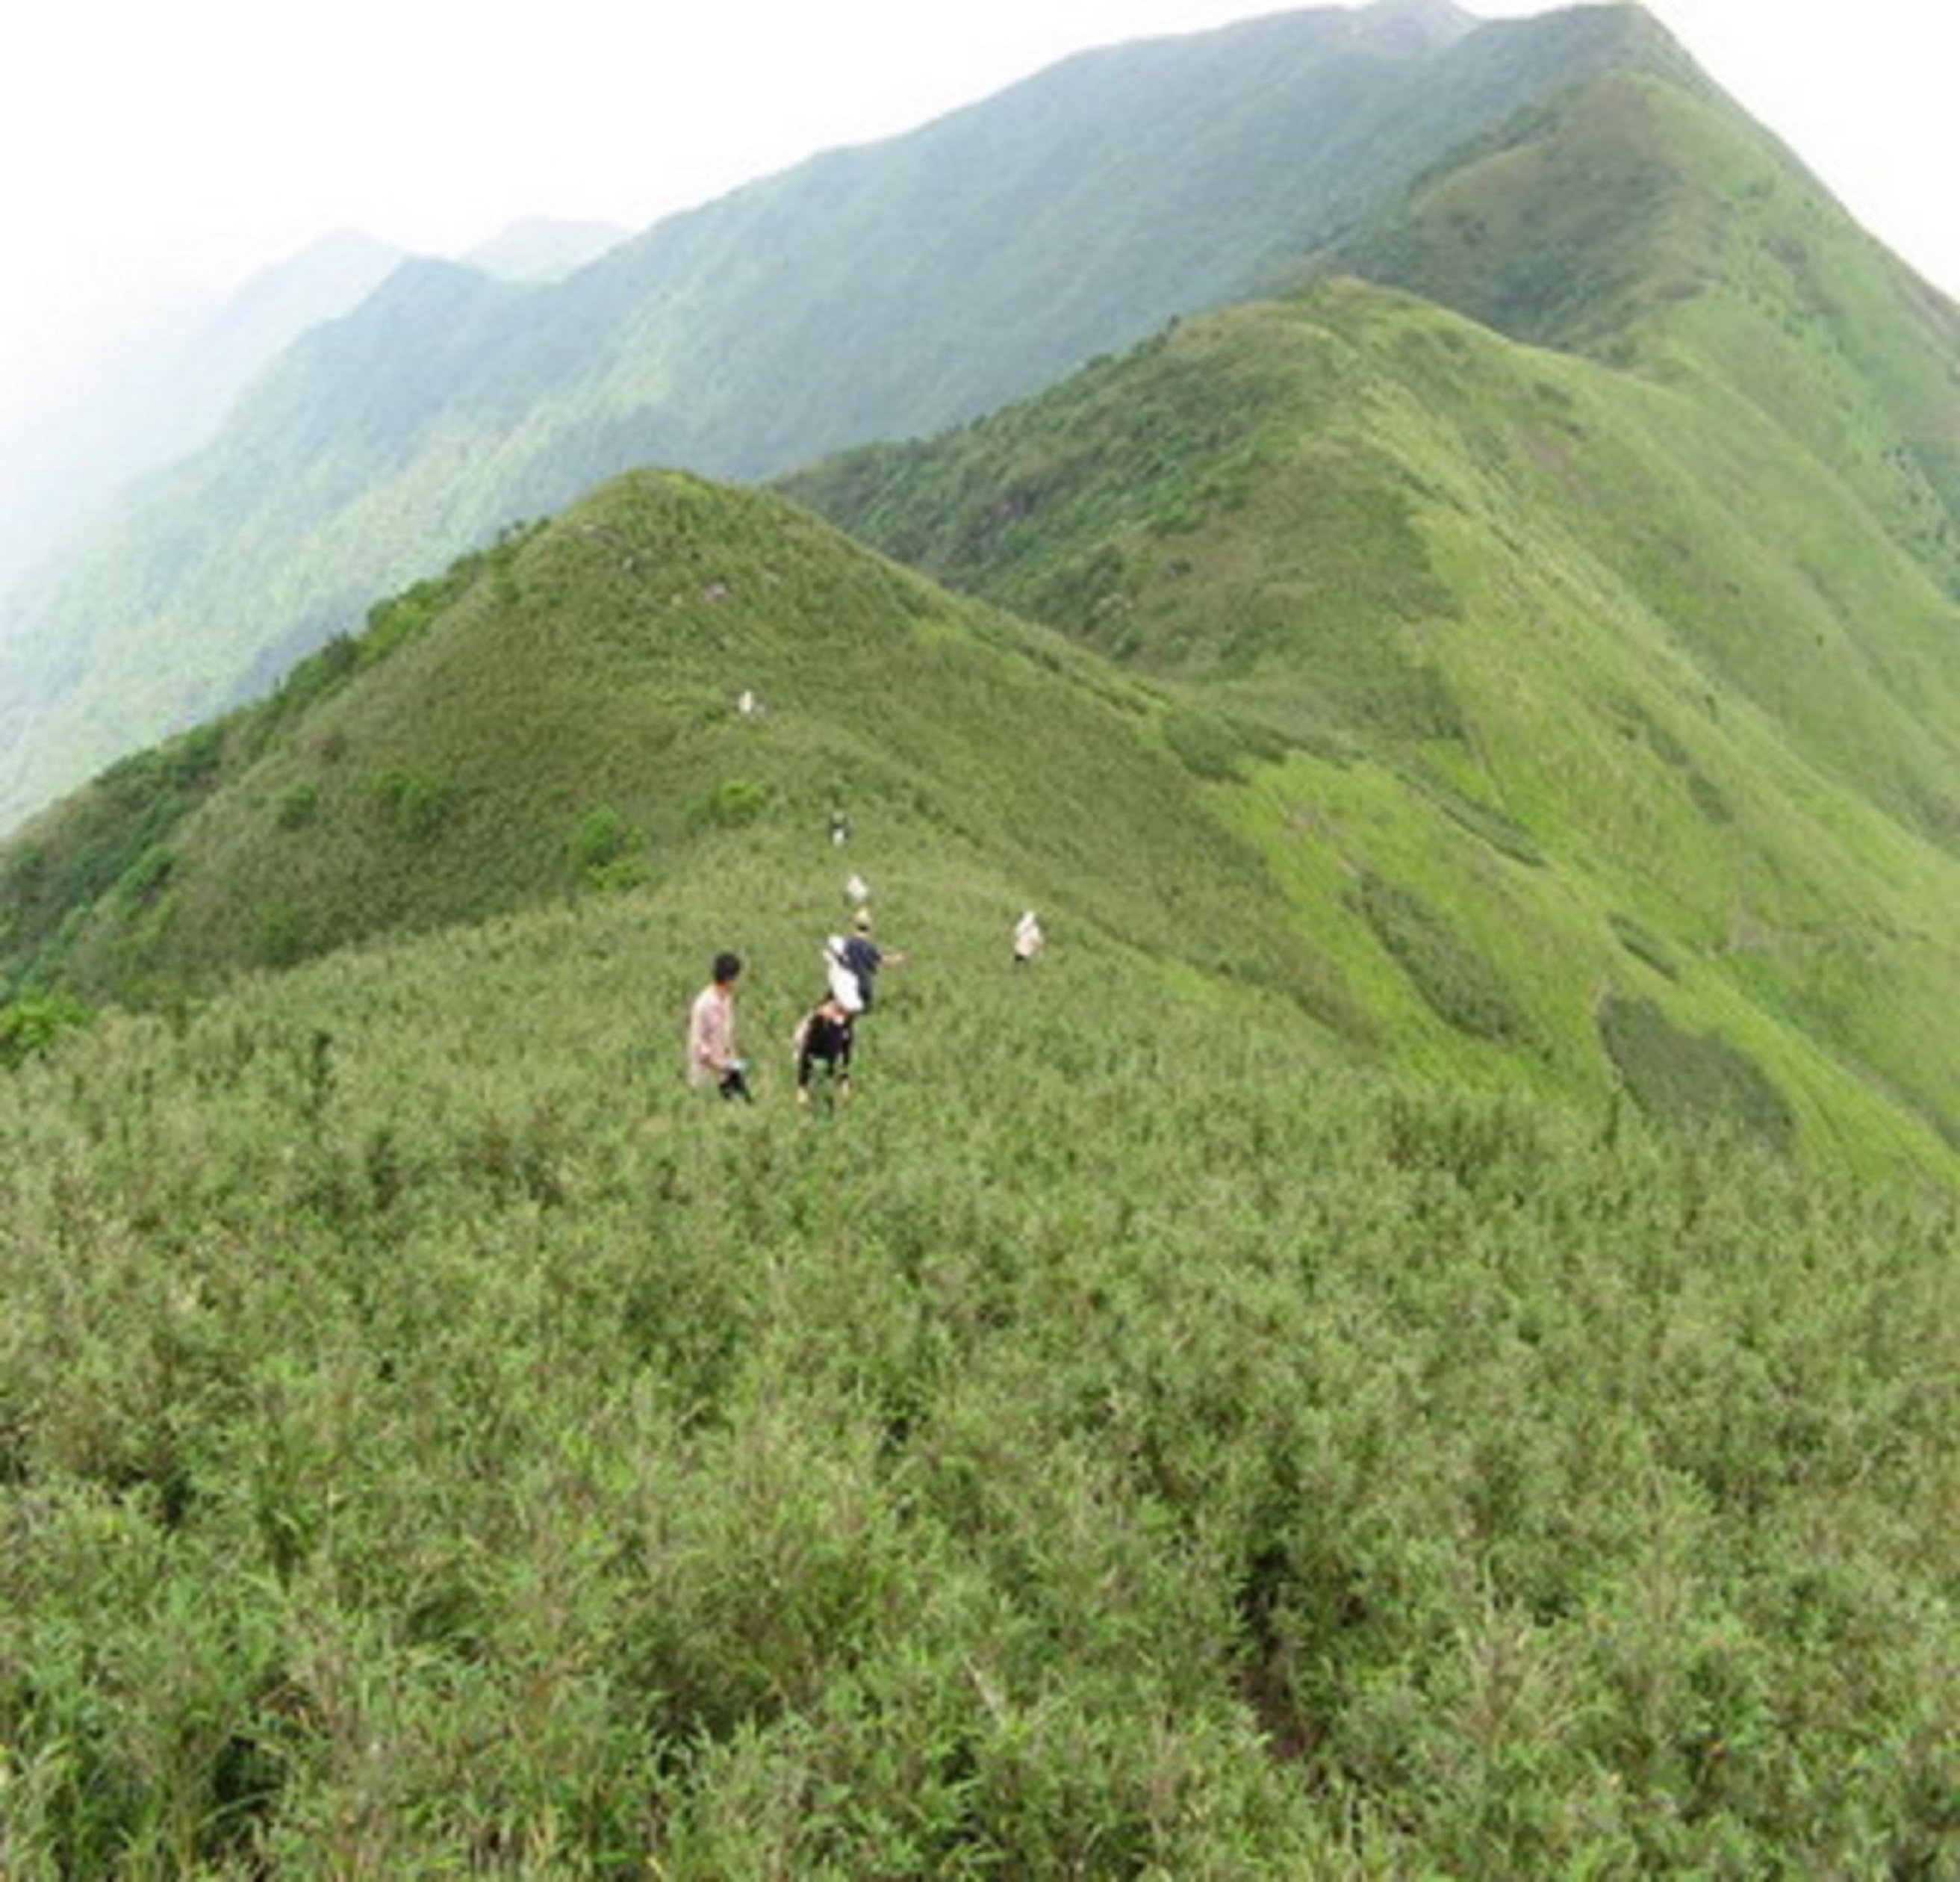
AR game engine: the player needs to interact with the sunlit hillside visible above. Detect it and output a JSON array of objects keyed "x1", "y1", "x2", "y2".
[
  {"x1": 0, "y1": 472, "x2": 1352, "y2": 1044},
  {"x1": 792, "y1": 275, "x2": 1960, "y2": 1181}
]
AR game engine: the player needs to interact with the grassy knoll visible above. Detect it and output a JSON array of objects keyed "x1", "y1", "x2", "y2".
[
  {"x1": 2, "y1": 859, "x2": 1956, "y2": 1875},
  {"x1": 0, "y1": 473, "x2": 1351, "y2": 1044}
]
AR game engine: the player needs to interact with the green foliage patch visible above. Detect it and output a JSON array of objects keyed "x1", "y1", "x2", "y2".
[
  {"x1": 369, "y1": 766, "x2": 459, "y2": 842},
  {"x1": 1354, "y1": 868, "x2": 1531, "y2": 1045},
  {"x1": 0, "y1": 991, "x2": 90, "y2": 1067},
  {"x1": 1599, "y1": 990, "x2": 1796, "y2": 1152}
]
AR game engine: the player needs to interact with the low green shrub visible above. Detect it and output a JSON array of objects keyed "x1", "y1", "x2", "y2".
[
  {"x1": 0, "y1": 991, "x2": 90, "y2": 1067},
  {"x1": 1354, "y1": 869, "x2": 1532, "y2": 1043},
  {"x1": 1599, "y1": 991, "x2": 1796, "y2": 1151},
  {"x1": 0, "y1": 894, "x2": 1950, "y2": 1872},
  {"x1": 370, "y1": 768, "x2": 458, "y2": 842},
  {"x1": 567, "y1": 807, "x2": 648, "y2": 893}
]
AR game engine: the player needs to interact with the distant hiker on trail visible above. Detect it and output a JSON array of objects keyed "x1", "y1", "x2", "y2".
[
  {"x1": 830, "y1": 810, "x2": 850, "y2": 847},
  {"x1": 686, "y1": 951, "x2": 751, "y2": 1101},
  {"x1": 839, "y1": 907, "x2": 906, "y2": 1013},
  {"x1": 1013, "y1": 910, "x2": 1045, "y2": 966},
  {"x1": 792, "y1": 994, "x2": 855, "y2": 1107}
]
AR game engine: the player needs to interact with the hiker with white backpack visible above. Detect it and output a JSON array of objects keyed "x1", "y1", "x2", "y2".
[{"x1": 827, "y1": 906, "x2": 905, "y2": 1014}]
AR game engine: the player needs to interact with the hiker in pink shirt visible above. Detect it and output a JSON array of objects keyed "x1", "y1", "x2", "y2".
[{"x1": 686, "y1": 951, "x2": 751, "y2": 1100}]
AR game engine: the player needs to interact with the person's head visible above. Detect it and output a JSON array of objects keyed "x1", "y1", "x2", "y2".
[
  {"x1": 852, "y1": 907, "x2": 874, "y2": 934},
  {"x1": 713, "y1": 951, "x2": 743, "y2": 987}
]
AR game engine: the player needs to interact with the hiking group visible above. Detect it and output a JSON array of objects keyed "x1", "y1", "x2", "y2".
[
  {"x1": 683, "y1": 904, "x2": 908, "y2": 1108},
  {"x1": 795, "y1": 904, "x2": 903, "y2": 1108},
  {"x1": 686, "y1": 897, "x2": 1039, "y2": 1106}
]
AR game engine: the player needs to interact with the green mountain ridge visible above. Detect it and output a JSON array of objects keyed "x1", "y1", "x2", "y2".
[
  {"x1": 787, "y1": 276, "x2": 1960, "y2": 1175},
  {"x1": 10, "y1": 311, "x2": 1960, "y2": 1187},
  {"x1": 0, "y1": 0, "x2": 1674, "y2": 831},
  {"x1": 772, "y1": 55, "x2": 1960, "y2": 1177},
  {"x1": 3, "y1": 473, "x2": 1956, "y2": 1863},
  {"x1": 7, "y1": 7, "x2": 1960, "y2": 1192},
  {"x1": 0, "y1": 473, "x2": 1358, "y2": 1040}
]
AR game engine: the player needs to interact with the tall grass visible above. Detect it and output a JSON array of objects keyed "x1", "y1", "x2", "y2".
[{"x1": 3, "y1": 869, "x2": 1954, "y2": 1875}]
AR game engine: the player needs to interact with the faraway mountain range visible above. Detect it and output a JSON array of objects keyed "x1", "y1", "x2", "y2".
[
  {"x1": 0, "y1": 219, "x2": 626, "y2": 608},
  {"x1": 0, "y1": 0, "x2": 1755, "y2": 821},
  {"x1": 4, "y1": 0, "x2": 1960, "y2": 1181}
]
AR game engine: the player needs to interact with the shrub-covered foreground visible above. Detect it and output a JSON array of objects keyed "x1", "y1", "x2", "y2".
[{"x1": 1, "y1": 887, "x2": 1956, "y2": 1877}]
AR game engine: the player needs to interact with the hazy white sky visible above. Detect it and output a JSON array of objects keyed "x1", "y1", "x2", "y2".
[{"x1": 1, "y1": 0, "x2": 1955, "y2": 420}]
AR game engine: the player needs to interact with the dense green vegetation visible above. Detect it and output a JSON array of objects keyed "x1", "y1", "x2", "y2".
[
  {"x1": 12, "y1": 444, "x2": 1959, "y2": 1187},
  {"x1": 5, "y1": 7, "x2": 1960, "y2": 1869},
  {"x1": 2, "y1": 450, "x2": 1956, "y2": 1871},
  {"x1": 0, "y1": 473, "x2": 1350, "y2": 1049},
  {"x1": 3, "y1": 863, "x2": 1955, "y2": 1875}
]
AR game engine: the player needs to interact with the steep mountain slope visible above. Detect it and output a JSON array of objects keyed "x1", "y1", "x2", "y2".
[
  {"x1": 772, "y1": 43, "x2": 1960, "y2": 1179},
  {"x1": 0, "y1": 0, "x2": 1667, "y2": 833},
  {"x1": 7, "y1": 434, "x2": 1959, "y2": 1189},
  {"x1": 9, "y1": 8, "x2": 1960, "y2": 1181},
  {"x1": 786, "y1": 273, "x2": 1960, "y2": 1175},
  {"x1": 1321, "y1": 59, "x2": 1960, "y2": 594}
]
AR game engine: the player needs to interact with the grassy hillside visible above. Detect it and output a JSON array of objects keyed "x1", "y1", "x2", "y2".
[
  {"x1": 2, "y1": 870, "x2": 1956, "y2": 1875},
  {"x1": 0, "y1": 471, "x2": 1357, "y2": 1044},
  {"x1": 0, "y1": 1, "x2": 1671, "y2": 833},
  {"x1": 1324, "y1": 63, "x2": 1960, "y2": 590},
  {"x1": 4, "y1": 13, "x2": 1959, "y2": 1867},
  {"x1": 786, "y1": 279, "x2": 1960, "y2": 1178},
  {"x1": 13, "y1": 423, "x2": 1960, "y2": 1184}
]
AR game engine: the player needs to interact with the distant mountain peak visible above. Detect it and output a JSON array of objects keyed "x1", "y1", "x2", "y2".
[{"x1": 1365, "y1": 0, "x2": 1476, "y2": 40}]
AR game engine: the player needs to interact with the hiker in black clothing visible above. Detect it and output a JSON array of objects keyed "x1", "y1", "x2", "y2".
[{"x1": 793, "y1": 994, "x2": 855, "y2": 1106}]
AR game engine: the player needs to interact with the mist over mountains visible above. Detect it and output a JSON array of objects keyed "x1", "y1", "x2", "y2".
[
  {"x1": 0, "y1": 0, "x2": 1669, "y2": 831},
  {"x1": 0, "y1": 235, "x2": 404, "y2": 603},
  {"x1": 0, "y1": 219, "x2": 626, "y2": 635}
]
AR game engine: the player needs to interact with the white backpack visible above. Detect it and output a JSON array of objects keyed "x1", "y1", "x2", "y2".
[{"x1": 824, "y1": 937, "x2": 866, "y2": 1013}]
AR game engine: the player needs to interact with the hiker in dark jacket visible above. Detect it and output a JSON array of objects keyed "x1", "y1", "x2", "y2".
[
  {"x1": 793, "y1": 995, "x2": 855, "y2": 1105},
  {"x1": 839, "y1": 906, "x2": 905, "y2": 1012}
]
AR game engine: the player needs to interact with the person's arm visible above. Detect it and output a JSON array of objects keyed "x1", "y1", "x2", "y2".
[{"x1": 791, "y1": 1013, "x2": 814, "y2": 1087}]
